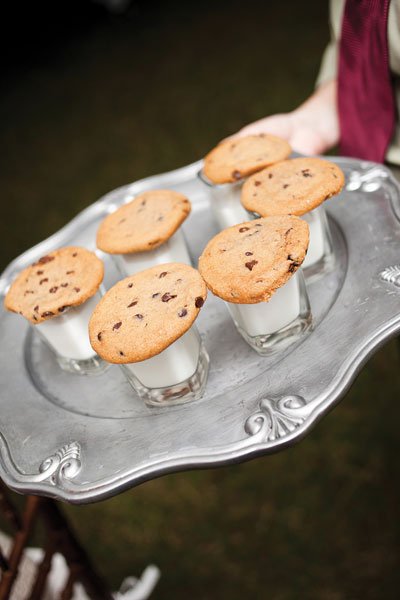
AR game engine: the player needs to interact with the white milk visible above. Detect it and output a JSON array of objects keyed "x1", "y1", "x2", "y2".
[
  {"x1": 35, "y1": 293, "x2": 100, "y2": 360},
  {"x1": 302, "y1": 206, "x2": 326, "y2": 269},
  {"x1": 115, "y1": 229, "x2": 191, "y2": 276},
  {"x1": 227, "y1": 271, "x2": 301, "y2": 337},
  {"x1": 209, "y1": 180, "x2": 251, "y2": 230},
  {"x1": 122, "y1": 327, "x2": 200, "y2": 388}
]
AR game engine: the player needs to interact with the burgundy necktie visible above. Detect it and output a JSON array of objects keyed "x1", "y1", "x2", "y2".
[{"x1": 338, "y1": 0, "x2": 396, "y2": 162}]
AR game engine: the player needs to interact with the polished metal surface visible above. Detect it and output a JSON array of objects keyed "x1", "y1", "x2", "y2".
[{"x1": 0, "y1": 157, "x2": 399, "y2": 504}]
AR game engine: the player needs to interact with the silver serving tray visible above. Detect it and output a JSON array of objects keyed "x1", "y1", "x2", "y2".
[{"x1": 0, "y1": 157, "x2": 399, "y2": 504}]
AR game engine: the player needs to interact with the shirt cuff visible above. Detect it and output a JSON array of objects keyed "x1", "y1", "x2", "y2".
[{"x1": 315, "y1": 41, "x2": 338, "y2": 89}]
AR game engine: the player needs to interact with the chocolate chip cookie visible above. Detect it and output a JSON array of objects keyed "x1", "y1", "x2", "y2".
[
  {"x1": 89, "y1": 263, "x2": 207, "y2": 363},
  {"x1": 97, "y1": 190, "x2": 191, "y2": 254},
  {"x1": 241, "y1": 157, "x2": 345, "y2": 216},
  {"x1": 198, "y1": 216, "x2": 309, "y2": 304},
  {"x1": 5, "y1": 247, "x2": 104, "y2": 324},
  {"x1": 202, "y1": 134, "x2": 292, "y2": 184}
]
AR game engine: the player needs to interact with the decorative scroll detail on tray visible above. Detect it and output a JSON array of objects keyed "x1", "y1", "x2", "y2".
[
  {"x1": 0, "y1": 435, "x2": 82, "y2": 487},
  {"x1": 346, "y1": 166, "x2": 389, "y2": 192},
  {"x1": 380, "y1": 265, "x2": 400, "y2": 288},
  {"x1": 245, "y1": 396, "x2": 307, "y2": 442},
  {"x1": 38, "y1": 442, "x2": 82, "y2": 485}
]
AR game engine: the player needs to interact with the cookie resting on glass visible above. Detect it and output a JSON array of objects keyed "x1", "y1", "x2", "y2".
[
  {"x1": 198, "y1": 216, "x2": 312, "y2": 355},
  {"x1": 4, "y1": 247, "x2": 106, "y2": 375},
  {"x1": 88, "y1": 262, "x2": 209, "y2": 407}
]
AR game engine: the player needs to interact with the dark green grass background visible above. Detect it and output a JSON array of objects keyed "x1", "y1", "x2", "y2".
[{"x1": 1, "y1": 1, "x2": 400, "y2": 598}]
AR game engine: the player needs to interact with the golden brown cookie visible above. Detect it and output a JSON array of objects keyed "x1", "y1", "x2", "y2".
[
  {"x1": 198, "y1": 216, "x2": 309, "y2": 304},
  {"x1": 241, "y1": 157, "x2": 345, "y2": 216},
  {"x1": 96, "y1": 189, "x2": 191, "y2": 254},
  {"x1": 5, "y1": 247, "x2": 104, "y2": 324},
  {"x1": 202, "y1": 134, "x2": 292, "y2": 184},
  {"x1": 89, "y1": 263, "x2": 207, "y2": 363}
]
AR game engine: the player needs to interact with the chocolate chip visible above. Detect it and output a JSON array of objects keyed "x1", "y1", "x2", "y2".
[
  {"x1": 152, "y1": 293, "x2": 160, "y2": 298},
  {"x1": 245, "y1": 260, "x2": 258, "y2": 271},
  {"x1": 72, "y1": 252, "x2": 77, "y2": 257},
  {"x1": 158, "y1": 216, "x2": 164, "y2": 221},
  {"x1": 128, "y1": 283, "x2": 133, "y2": 288},
  {"x1": 301, "y1": 169, "x2": 312, "y2": 177},
  {"x1": 118, "y1": 218, "x2": 126, "y2": 224},
  {"x1": 135, "y1": 314, "x2": 143, "y2": 320},
  {"x1": 283, "y1": 184, "x2": 289, "y2": 189},
  {"x1": 176, "y1": 279, "x2": 182, "y2": 283},
  {"x1": 113, "y1": 322, "x2": 122, "y2": 330},
  {"x1": 288, "y1": 262, "x2": 300, "y2": 273},
  {"x1": 34, "y1": 305, "x2": 39, "y2": 312},
  {"x1": 149, "y1": 239, "x2": 161, "y2": 246},
  {"x1": 24, "y1": 290, "x2": 34, "y2": 295},
  {"x1": 98, "y1": 332, "x2": 102, "y2": 341},
  {"x1": 41, "y1": 311, "x2": 54, "y2": 317},
  {"x1": 61, "y1": 283, "x2": 68, "y2": 287},
  {"x1": 256, "y1": 279, "x2": 264, "y2": 283},
  {"x1": 39, "y1": 278, "x2": 48, "y2": 285},
  {"x1": 268, "y1": 173, "x2": 273, "y2": 179},
  {"x1": 33, "y1": 315, "x2": 38, "y2": 321},
  {"x1": 162, "y1": 293, "x2": 177, "y2": 302},
  {"x1": 195, "y1": 296, "x2": 204, "y2": 308},
  {"x1": 119, "y1": 351, "x2": 125, "y2": 356},
  {"x1": 73, "y1": 287, "x2": 80, "y2": 293},
  {"x1": 141, "y1": 199, "x2": 146, "y2": 206},
  {"x1": 239, "y1": 227, "x2": 250, "y2": 233},
  {"x1": 37, "y1": 255, "x2": 55, "y2": 264},
  {"x1": 254, "y1": 223, "x2": 262, "y2": 227},
  {"x1": 333, "y1": 173, "x2": 338, "y2": 179},
  {"x1": 254, "y1": 181, "x2": 261, "y2": 186},
  {"x1": 128, "y1": 301, "x2": 138, "y2": 307},
  {"x1": 159, "y1": 272, "x2": 168, "y2": 278},
  {"x1": 58, "y1": 305, "x2": 68, "y2": 312},
  {"x1": 66, "y1": 270, "x2": 75, "y2": 275},
  {"x1": 245, "y1": 251, "x2": 253, "y2": 256},
  {"x1": 287, "y1": 254, "x2": 294, "y2": 260},
  {"x1": 36, "y1": 270, "x2": 43, "y2": 275},
  {"x1": 285, "y1": 228, "x2": 293, "y2": 236},
  {"x1": 178, "y1": 308, "x2": 188, "y2": 317},
  {"x1": 49, "y1": 286, "x2": 58, "y2": 293},
  {"x1": 232, "y1": 170, "x2": 242, "y2": 180}
]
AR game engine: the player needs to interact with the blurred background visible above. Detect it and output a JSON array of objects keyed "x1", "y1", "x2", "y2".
[{"x1": 1, "y1": 1, "x2": 400, "y2": 598}]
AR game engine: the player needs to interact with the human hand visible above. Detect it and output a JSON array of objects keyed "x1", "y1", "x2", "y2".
[{"x1": 235, "y1": 80, "x2": 339, "y2": 156}]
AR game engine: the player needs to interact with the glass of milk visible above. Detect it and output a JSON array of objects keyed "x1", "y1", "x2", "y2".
[
  {"x1": 226, "y1": 269, "x2": 312, "y2": 355},
  {"x1": 199, "y1": 170, "x2": 335, "y2": 282},
  {"x1": 300, "y1": 206, "x2": 335, "y2": 281},
  {"x1": 34, "y1": 291, "x2": 107, "y2": 375},
  {"x1": 112, "y1": 229, "x2": 192, "y2": 277},
  {"x1": 198, "y1": 170, "x2": 252, "y2": 230},
  {"x1": 120, "y1": 326, "x2": 209, "y2": 407}
]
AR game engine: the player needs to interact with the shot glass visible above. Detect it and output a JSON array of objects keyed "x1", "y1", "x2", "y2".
[
  {"x1": 97, "y1": 189, "x2": 193, "y2": 278},
  {"x1": 34, "y1": 291, "x2": 107, "y2": 375},
  {"x1": 198, "y1": 216, "x2": 312, "y2": 356},
  {"x1": 301, "y1": 205, "x2": 335, "y2": 281},
  {"x1": 113, "y1": 228, "x2": 192, "y2": 278},
  {"x1": 226, "y1": 269, "x2": 312, "y2": 355},
  {"x1": 120, "y1": 325, "x2": 209, "y2": 407},
  {"x1": 198, "y1": 170, "x2": 251, "y2": 230},
  {"x1": 240, "y1": 157, "x2": 345, "y2": 282},
  {"x1": 88, "y1": 263, "x2": 209, "y2": 407},
  {"x1": 4, "y1": 246, "x2": 106, "y2": 376}
]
